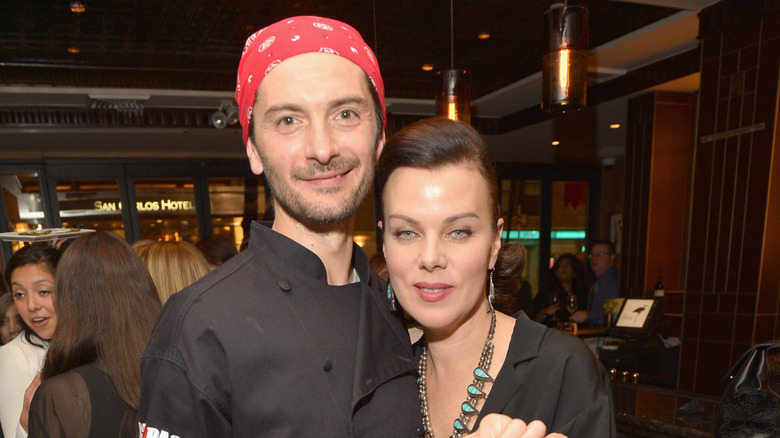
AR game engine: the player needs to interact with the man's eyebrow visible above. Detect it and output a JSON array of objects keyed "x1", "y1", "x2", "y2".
[
  {"x1": 262, "y1": 96, "x2": 369, "y2": 119},
  {"x1": 329, "y1": 96, "x2": 371, "y2": 109},
  {"x1": 263, "y1": 103, "x2": 304, "y2": 117}
]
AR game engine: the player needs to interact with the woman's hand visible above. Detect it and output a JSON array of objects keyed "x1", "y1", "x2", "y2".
[
  {"x1": 467, "y1": 414, "x2": 566, "y2": 438},
  {"x1": 19, "y1": 371, "x2": 41, "y2": 432}
]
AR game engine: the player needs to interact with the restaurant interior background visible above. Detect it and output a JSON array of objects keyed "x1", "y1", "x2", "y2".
[{"x1": 1, "y1": 0, "x2": 779, "y2": 403}]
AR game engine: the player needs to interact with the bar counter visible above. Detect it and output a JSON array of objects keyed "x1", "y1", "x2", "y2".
[{"x1": 612, "y1": 381, "x2": 720, "y2": 437}]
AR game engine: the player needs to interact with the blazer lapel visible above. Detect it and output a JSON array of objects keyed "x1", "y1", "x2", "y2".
[{"x1": 476, "y1": 314, "x2": 547, "y2": 425}]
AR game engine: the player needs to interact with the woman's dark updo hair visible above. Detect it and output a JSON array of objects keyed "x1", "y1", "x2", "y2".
[
  {"x1": 4, "y1": 244, "x2": 61, "y2": 346},
  {"x1": 377, "y1": 117, "x2": 499, "y2": 228}
]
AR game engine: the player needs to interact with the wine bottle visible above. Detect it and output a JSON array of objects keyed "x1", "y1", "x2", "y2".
[{"x1": 654, "y1": 270, "x2": 665, "y2": 297}]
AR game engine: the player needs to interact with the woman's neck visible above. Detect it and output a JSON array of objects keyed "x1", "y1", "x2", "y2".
[{"x1": 424, "y1": 306, "x2": 493, "y2": 372}]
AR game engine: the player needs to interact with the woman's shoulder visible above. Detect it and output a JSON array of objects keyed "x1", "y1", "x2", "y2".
[
  {"x1": 0, "y1": 332, "x2": 47, "y2": 362},
  {"x1": 509, "y1": 315, "x2": 596, "y2": 364}
]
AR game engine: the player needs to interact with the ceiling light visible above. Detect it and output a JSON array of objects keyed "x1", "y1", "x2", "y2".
[
  {"x1": 609, "y1": 123, "x2": 621, "y2": 129},
  {"x1": 211, "y1": 111, "x2": 227, "y2": 129},
  {"x1": 67, "y1": 47, "x2": 80, "y2": 54},
  {"x1": 422, "y1": 64, "x2": 434, "y2": 72},
  {"x1": 541, "y1": 5, "x2": 589, "y2": 113},
  {"x1": 477, "y1": 32, "x2": 491, "y2": 40},
  {"x1": 552, "y1": 141, "x2": 560, "y2": 146},
  {"x1": 70, "y1": 2, "x2": 86, "y2": 13},
  {"x1": 435, "y1": 0, "x2": 471, "y2": 123}
]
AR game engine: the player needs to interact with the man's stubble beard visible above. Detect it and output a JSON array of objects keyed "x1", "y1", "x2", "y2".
[{"x1": 257, "y1": 146, "x2": 376, "y2": 227}]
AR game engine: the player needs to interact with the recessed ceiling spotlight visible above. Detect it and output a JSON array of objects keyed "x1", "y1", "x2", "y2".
[
  {"x1": 422, "y1": 64, "x2": 434, "y2": 72},
  {"x1": 70, "y1": 1, "x2": 86, "y2": 13},
  {"x1": 551, "y1": 140, "x2": 560, "y2": 146},
  {"x1": 609, "y1": 123, "x2": 621, "y2": 129},
  {"x1": 477, "y1": 32, "x2": 491, "y2": 40},
  {"x1": 67, "y1": 47, "x2": 81, "y2": 54}
]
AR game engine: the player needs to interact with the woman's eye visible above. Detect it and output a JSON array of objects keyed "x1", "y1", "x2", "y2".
[
  {"x1": 449, "y1": 229, "x2": 472, "y2": 240},
  {"x1": 394, "y1": 230, "x2": 417, "y2": 240},
  {"x1": 39, "y1": 289, "x2": 51, "y2": 296},
  {"x1": 13, "y1": 292, "x2": 25, "y2": 299}
]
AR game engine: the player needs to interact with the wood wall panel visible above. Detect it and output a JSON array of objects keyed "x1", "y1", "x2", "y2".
[{"x1": 679, "y1": 0, "x2": 780, "y2": 396}]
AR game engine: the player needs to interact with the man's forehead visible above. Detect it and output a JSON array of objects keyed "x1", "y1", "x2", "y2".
[{"x1": 255, "y1": 53, "x2": 372, "y2": 106}]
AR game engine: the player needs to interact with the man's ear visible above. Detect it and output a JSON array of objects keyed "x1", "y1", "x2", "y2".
[
  {"x1": 246, "y1": 139, "x2": 264, "y2": 175},
  {"x1": 374, "y1": 129, "x2": 386, "y2": 163}
]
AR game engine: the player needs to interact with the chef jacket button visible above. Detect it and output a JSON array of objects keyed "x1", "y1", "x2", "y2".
[
  {"x1": 323, "y1": 358, "x2": 333, "y2": 372},
  {"x1": 278, "y1": 280, "x2": 292, "y2": 292}
]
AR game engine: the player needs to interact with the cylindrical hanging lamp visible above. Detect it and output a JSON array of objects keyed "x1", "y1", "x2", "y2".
[
  {"x1": 541, "y1": 4, "x2": 589, "y2": 113},
  {"x1": 436, "y1": 69, "x2": 471, "y2": 123},
  {"x1": 435, "y1": 0, "x2": 471, "y2": 123}
]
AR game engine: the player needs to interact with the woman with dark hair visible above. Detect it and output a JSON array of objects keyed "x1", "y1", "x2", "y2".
[
  {"x1": 378, "y1": 118, "x2": 614, "y2": 438},
  {"x1": 533, "y1": 254, "x2": 588, "y2": 326},
  {"x1": 27, "y1": 231, "x2": 161, "y2": 438},
  {"x1": 0, "y1": 244, "x2": 61, "y2": 438},
  {"x1": 0, "y1": 293, "x2": 22, "y2": 345}
]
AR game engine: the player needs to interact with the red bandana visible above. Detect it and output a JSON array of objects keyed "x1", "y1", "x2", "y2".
[{"x1": 235, "y1": 16, "x2": 385, "y2": 146}]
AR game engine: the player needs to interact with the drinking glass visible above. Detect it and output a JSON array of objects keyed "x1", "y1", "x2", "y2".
[{"x1": 566, "y1": 294, "x2": 578, "y2": 314}]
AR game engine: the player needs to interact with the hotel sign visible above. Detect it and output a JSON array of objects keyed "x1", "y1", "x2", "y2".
[{"x1": 94, "y1": 199, "x2": 194, "y2": 212}]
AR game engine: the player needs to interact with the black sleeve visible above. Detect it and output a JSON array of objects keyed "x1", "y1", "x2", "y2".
[
  {"x1": 28, "y1": 373, "x2": 90, "y2": 438},
  {"x1": 139, "y1": 354, "x2": 231, "y2": 438}
]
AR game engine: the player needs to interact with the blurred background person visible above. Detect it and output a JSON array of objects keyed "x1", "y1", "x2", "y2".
[
  {"x1": 533, "y1": 254, "x2": 587, "y2": 327},
  {"x1": 28, "y1": 231, "x2": 161, "y2": 438},
  {"x1": 570, "y1": 240, "x2": 619, "y2": 327},
  {"x1": 0, "y1": 245, "x2": 61, "y2": 438},
  {"x1": 493, "y1": 243, "x2": 534, "y2": 318},
  {"x1": 196, "y1": 234, "x2": 238, "y2": 269},
  {"x1": 136, "y1": 241, "x2": 211, "y2": 303},
  {"x1": 1, "y1": 293, "x2": 23, "y2": 345}
]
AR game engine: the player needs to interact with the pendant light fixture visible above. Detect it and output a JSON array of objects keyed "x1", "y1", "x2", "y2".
[
  {"x1": 436, "y1": 0, "x2": 471, "y2": 123},
  {"x1": 541, "y1": 3, "x2": 589, "y2": 113}
]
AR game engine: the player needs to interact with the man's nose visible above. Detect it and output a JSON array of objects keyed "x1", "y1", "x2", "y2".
[{"x1": 305, "y1": 121, "x2": 340, "y2": 164}]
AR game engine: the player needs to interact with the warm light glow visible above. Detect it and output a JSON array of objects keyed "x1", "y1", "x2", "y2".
[
  {"x1": 552, "y1": 140, "x2": 560, "y2": 146},
  {"x1": 67, "y1": 47, "x2": 80, "y2": 54},
  {"x1": 610, "y1": 123, "x2": 621, "y2": 129},
  {"x1": 477, "y1": 32, "x2": 491, "y2": 40},
  {"x1": 422, "y1": 64, "x2": 434, "y2": 71},
  {"x1": 70, "y1": 2, "x2": 85, "y2": 13},
  {"x1": 353, "y1": 234, "x2": 368, "y2": 248},
  {"x1": 558, "y1": 49, "x2": 570, "y2": 91},
  {"x1": 448, "y1": 102, "x2": 457, "y2": 121}
]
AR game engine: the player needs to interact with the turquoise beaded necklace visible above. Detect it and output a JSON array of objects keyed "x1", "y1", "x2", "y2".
[{"x1": 418, "y1": 309, "x2": 496, "y2": 438}]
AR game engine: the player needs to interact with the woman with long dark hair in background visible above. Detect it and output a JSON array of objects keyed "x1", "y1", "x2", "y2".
[
  {"x1": 0, "y1": 245, "x2": 61, "y2": 438},
  {"x1": 27, "y1": 231, "x2": 161, "y2": 438},
  {"x1": 533, "y1": 254, "x2": 588, "y2": 326}
]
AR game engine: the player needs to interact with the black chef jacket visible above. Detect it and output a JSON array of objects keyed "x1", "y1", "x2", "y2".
[{"x1": 139, "y1": 222, "x2": 422, "y2": 437}]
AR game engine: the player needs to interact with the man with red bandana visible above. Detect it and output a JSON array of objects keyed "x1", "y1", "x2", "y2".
[
  {"x1": 138, "y1": 16, "x2": 557, "y2": 438},
  {"x1": 138, "y1": 16, "x2": 418, "y2": 438}
]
